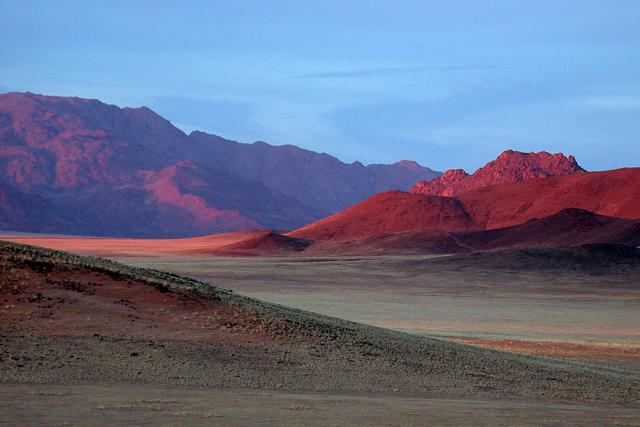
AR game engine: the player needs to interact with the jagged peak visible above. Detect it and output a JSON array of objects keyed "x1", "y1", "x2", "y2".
[{"x1": 411, "y1": 150, "x2": 585, "y2": 197}]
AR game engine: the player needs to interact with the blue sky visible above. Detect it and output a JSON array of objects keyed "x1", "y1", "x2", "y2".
[{"x1": 2, "y1": 1, "x2": 639, "y2": 172}]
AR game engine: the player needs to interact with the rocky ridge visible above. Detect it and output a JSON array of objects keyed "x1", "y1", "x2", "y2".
[{"x1": 411, "y1": 150, "x2": 585, "y2": 197}]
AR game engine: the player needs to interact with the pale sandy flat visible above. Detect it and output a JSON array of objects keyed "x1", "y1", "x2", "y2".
[
  {"x1": 3, "y1": 383, "x2": 639, "y2": 427},
  {"x1": 2, "y1": 230, "x2": 265, "y2": 258}
]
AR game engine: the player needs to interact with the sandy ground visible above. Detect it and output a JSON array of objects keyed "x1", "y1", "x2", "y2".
[
  {"x1": 0, "y1": 235, "x2": 640, "y2": 426},
  {"x1": 1, "y1": 240, "x2": 640, "y2": 425},
  {"x1": 115, "y1": 254, "x2": 640, "y2": 370},
  {"x1": 4, "y1": 383, "x2": 640, "y2": 427},
  {"x1": 3, "y1": 234, "x2": 640, "y2": 370}
]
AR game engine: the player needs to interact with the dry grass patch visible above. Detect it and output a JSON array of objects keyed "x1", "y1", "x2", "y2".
[
  {"x1": 96, "y1": 404, "x2": 161, "y2": 411},
  {"x1": 173, "y1": 412, "x2": 223, "y2": 418}
]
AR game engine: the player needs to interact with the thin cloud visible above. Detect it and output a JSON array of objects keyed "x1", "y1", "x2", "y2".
[
  {"x1": 298, "y1": 65, "x2": 502, "y2": 79},
  {"x1": 579, "y1": 95, "x2": 640, "y2": 111}
]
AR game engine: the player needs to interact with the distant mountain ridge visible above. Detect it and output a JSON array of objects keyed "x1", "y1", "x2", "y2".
[
  {"x1": 411, "y1": 150, "x2": 585, "y2": 197},
  {"x1": 0, "y1": 92, "x2": 440, "y2": 237},
  {"x1": 188, "y1": 131, "x2": 437, "y2": 212}
]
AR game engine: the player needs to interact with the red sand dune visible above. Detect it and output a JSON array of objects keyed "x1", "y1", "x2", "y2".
[
  {"x1": 287, "y1": 190, "x2": 475, "y2": 241},
  {"x1": 183, "y1": 231, "x2": 312, "y2": 256},
  {"x1": 290, "y1": 168, "x2": 640, "y2": 242}
]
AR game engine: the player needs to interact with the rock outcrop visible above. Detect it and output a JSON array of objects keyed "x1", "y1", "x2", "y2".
[{"x1": 411, "y1": 150, "x2": 585, "y2": 197}]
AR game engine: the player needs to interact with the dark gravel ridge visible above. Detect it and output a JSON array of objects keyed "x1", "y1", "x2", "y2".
[
  {"x1": 216, "y1": 289, "x2": 640, "y2": 402},
  {"x1": 0, "y1": 241, "x2": 214, "y2": 291}
]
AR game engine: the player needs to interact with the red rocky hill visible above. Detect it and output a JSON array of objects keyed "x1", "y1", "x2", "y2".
[
  {"x1": 290, "y1": 168, "x2": 640, "y2": 241},
  {"x1": 456, "y1": 167, "x2": 640, "y2": 230},
  {"x1": 411, "y1": 150, "x2": 585, "y2": 197}
]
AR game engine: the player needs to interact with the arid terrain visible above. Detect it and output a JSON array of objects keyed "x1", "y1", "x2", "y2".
[
  {"x1": 1, "y1": 235, "x2": 639, "y2": 425},
  {"x1": 105, "y1": 247, "x2": 640, "y2": 372}
]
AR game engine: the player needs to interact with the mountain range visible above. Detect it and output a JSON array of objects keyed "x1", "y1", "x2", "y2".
[
  {"x1": 3, "y1": 91, "x2": 639, "y2": 249},
  {"x1": 282, "y1": 163, "x2": 640, "y2": 255},
  {"x1": 0, "y1": 92, "x2": 439, "y2": 237}
]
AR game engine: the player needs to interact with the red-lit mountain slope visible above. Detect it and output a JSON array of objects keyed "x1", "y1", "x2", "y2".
[
  {"x1": 290, "y1": 168, "x2": 640, "y2": 241},
  {"x1": 287, "y1": 190, "x2": 476, "y2": 241},
  {"x1": 411, "y1": 150, "x2": 584, "y2": 197},
  {"x1": 457, "y1": 167, "x2": 640, "y2": 230}
]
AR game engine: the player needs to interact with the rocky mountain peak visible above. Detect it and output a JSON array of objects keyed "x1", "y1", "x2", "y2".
[{"x1": 411, "y1": 150, "x2": 585, "y2": 197}]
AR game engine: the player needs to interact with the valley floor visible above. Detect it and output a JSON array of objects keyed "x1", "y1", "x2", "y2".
[
  {"x1": 4, "y1": 382, "x2": 640, "y2": 427},
  {"x1": 112, "y1": 253, "x2": 640, "y2": 371},
  {"x1": 1, "y1": 237, "x2": 639, "y2": 425}
]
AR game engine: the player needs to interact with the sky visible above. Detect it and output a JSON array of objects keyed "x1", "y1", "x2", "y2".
[{"x1": 1, "y1": 1, "x2": 639, "y2": 172}]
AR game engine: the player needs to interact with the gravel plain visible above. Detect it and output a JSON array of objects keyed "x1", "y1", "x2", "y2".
[{"x1": 1, "y1": 241, "x2": 639, "y2": 425}]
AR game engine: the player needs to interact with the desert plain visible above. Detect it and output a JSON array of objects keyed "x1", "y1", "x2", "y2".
[{"x1": 1, "y1": 232, "x2": 639, "y2": 425}]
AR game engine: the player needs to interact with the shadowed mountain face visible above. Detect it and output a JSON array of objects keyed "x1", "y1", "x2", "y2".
[
  {"x1": 411, "y1": 150, "x2": 585, "y2": 197},
  {"x1": 0, "y1": 92, "x2": 439, "y2": 237},
  {"x1": 454, "y1": 208, "x2": 640, "y2": 251},
  {"x1": 187, "y1": 132, "x2": 440, "y2": 212}
]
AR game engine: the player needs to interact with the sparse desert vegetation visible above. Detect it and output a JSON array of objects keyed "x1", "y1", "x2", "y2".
[{"x1": 101, "y1": 243, "x2": 640, "y2": 367}]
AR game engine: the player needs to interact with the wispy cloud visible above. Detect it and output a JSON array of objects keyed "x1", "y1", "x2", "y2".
[
  {"x1": 298, "y1": 65, "x2": 502, "y2": 79},
  {"x1": 578, "y1": 95, "x2": 640, "y2": 111}
]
